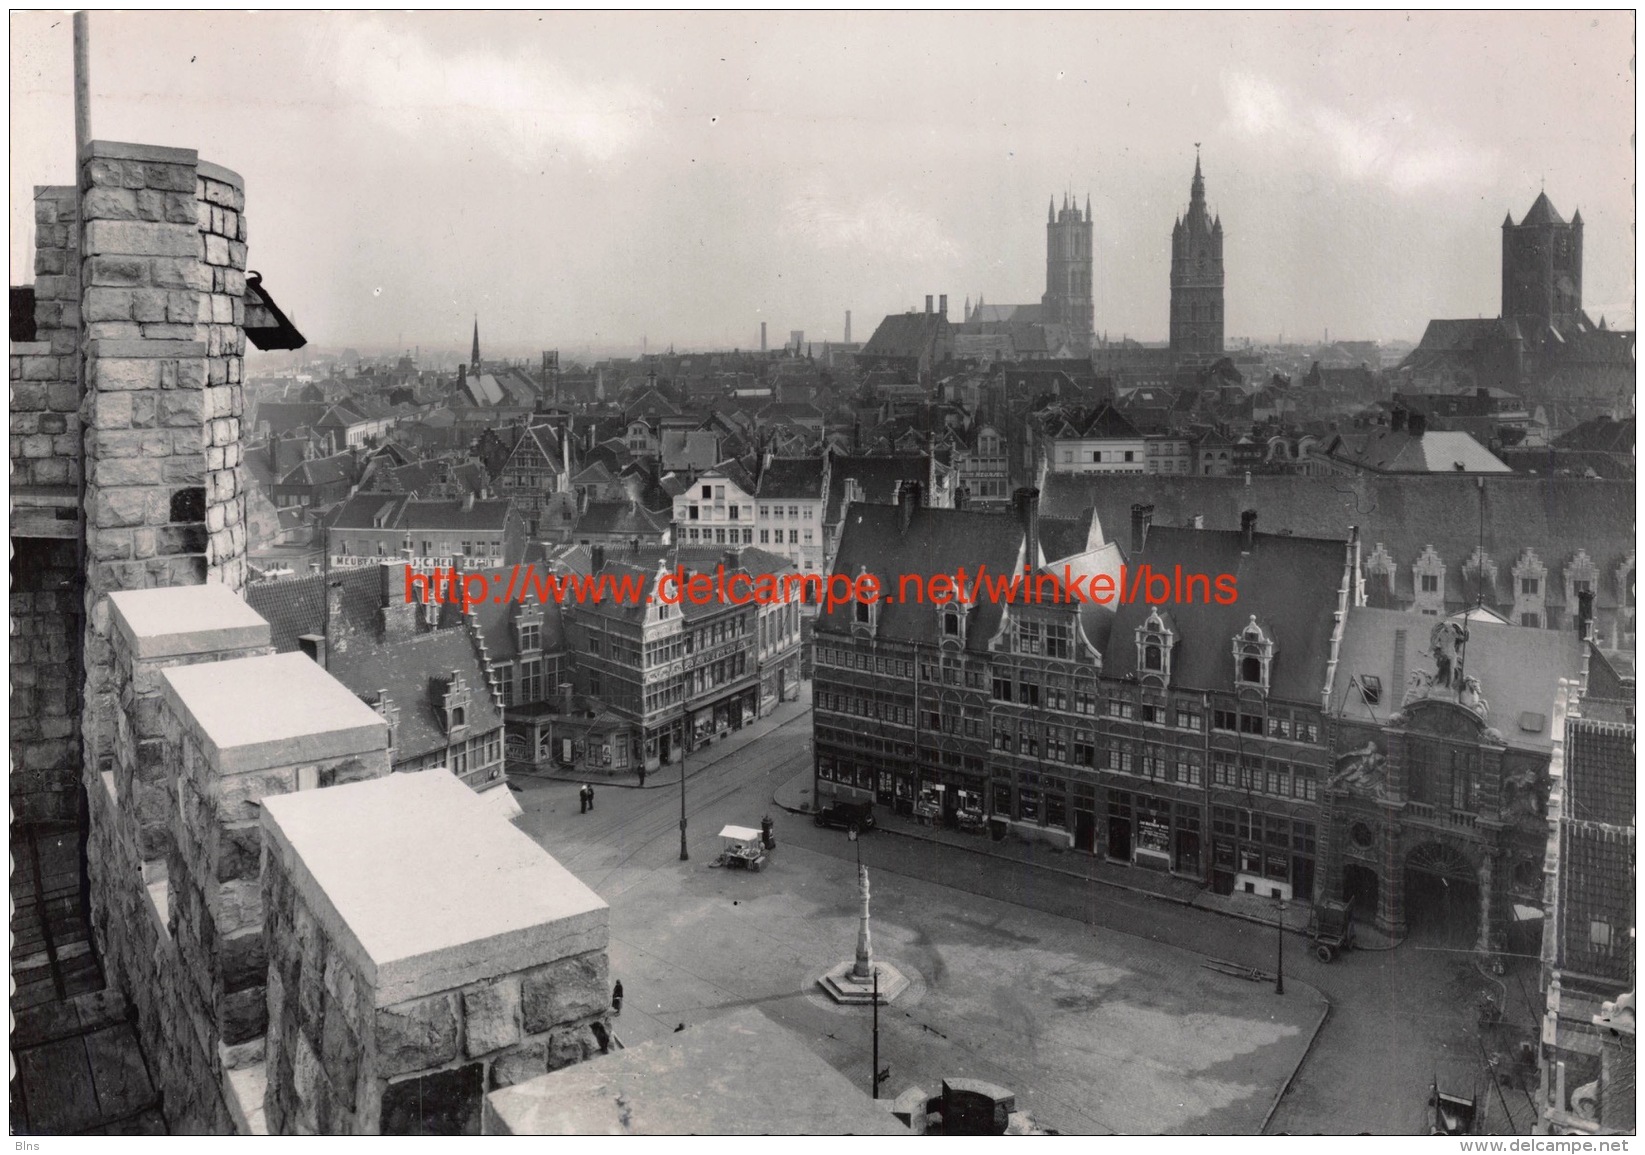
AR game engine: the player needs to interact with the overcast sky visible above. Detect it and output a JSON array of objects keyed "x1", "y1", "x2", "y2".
[{"x1": 9, "y1": 11, "x2": 1635, "y2": 355}]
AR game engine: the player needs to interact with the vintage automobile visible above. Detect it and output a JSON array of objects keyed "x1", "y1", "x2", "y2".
[
  {"x1": 813, "y1": 800, "x2": 876, "y2": 834},
  {"x1": 1306, "y1": 899, "x2": 1358, "y2": 962}
]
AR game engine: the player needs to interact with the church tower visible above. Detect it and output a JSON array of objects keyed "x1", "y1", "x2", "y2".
[
  {"x1": 1042, "y1": 192, "x2": 1094, "y2": 350},
  {"x1": 1501, "y1": 192, "x2": 1584, "y2": 335},
  {"x1": 1169, "y1": 150, "x2": 1224, "y2": 359}
]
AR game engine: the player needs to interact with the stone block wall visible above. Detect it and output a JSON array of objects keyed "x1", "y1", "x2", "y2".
[
  {"x1": 9, "y1": 537, "x2": 82, "y2": 821},
  {"x1": 90, "y1": 588, "x2": 391, "y2": 1133},
  {"x1": 78, "y1": 141, "x2": 250, "y2": 784},
  {"x1": 90, "y1": 588, "x2": 277, "y2": 1132},
  {"x1": 261, "y1": 856, "x2": 610, "y2": 1135},
  {"x1": 259, "y1": 772, "x2": 614, "y2": 1135}
]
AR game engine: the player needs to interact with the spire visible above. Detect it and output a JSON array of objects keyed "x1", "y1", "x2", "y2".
[
  {"x1": 471, "y1": 316, "x2": 481, "y2": 369},
  {"x1": 1048, "y1": 197, "x2": 1055, "y2": 224},
  {"x1": 1085, "y1": 193, "x2": 1092, "y2": 223},
  {"x1": 1190, "y1": 144, "x2": 1205, "y2": 206}
]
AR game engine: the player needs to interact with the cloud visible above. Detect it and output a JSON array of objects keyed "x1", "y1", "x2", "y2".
[
  {"x1": 320, "y1": 17, "x2": 658, "y2": 166},
  {"x1": 781, "y1": 192, "x2": 960, "y2": 262},
  {"x1": 1222, "y1": 71, "x2": 1497, "y2": 194}
]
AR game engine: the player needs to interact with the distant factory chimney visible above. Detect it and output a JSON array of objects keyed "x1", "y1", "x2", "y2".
[
  {"x1": 925, "y1": 295, "x2": 934, "y2": 315},
  {"x1": 939, "y1": 294, "x2": 948, "y2": 319},
  {"x1": 760, "y1": 321, "x2": 767, "y2": 352},
  {"x1": 845, "y1": 310, "x2": 852, "y2": 343}
]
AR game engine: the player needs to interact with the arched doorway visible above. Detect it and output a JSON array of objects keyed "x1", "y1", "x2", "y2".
[
  {"x1": 1404, "y1": 842, "x2": 1478, "y2": 948},
  {"x1": 1343, "y1": 863, "x2": 1380, "y2": 918}
]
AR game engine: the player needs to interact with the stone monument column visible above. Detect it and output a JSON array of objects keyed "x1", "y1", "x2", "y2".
[{"x1": 853, "y1": 865, "x2": 873, "y2": 979}]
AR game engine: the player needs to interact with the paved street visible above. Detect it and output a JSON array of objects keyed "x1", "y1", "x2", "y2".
[{"x1": 511, "y1": 701, "x2": 1540, "y2": 1136}]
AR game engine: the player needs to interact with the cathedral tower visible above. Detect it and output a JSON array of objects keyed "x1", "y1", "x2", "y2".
[
  {"x1": 1169, "y1": 150, "x2": 1224, "y2": 358},
  {"x1": 1042, "y1": 192, "x2": 1094, "y2": 350},
  {"x1": 1502, "y1": 192, "x2": 1584, "y2": 335}
]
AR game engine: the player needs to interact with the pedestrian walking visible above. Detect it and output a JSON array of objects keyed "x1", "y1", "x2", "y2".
[
  {"x1": 579, "y1": 784, "x2": 591, "y2": 814},
  {"x1": 586, "y1": 783, "x2": 595, "y2": 812},
  {"x1": 611, "y1": 980, "x2": 624, "y2": 1015},
  {"x1": 638, "y1": 764, "x2": 646, "y2": 787}
]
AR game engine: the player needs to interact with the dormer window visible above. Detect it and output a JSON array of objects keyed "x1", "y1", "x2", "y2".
[
  {"x1": 944, "y1": 610, "x2": 960, "y2": 637},
  {"x1": 1232, "y1": 617, "x2": 1275, "y2": 692},
  {"x1": 1133, "y1": 608, "x2": 1176, "y2": 686},
  {"x1": 450, "y1": 706, "x2": 466, "y2": 728},
  {"x1": 855, "y1": 600, "x2": 870, "y2": 625}
]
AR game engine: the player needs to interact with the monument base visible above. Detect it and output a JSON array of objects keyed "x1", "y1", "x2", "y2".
[{"x1": 818, "y1": 959, "x2": 909, "y2": 1005}]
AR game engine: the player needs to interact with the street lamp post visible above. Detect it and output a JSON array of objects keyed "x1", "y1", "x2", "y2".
[
  {"x1": 679, "y1": 715, "x2": 689, "y2": 861},
  {"x1": 1274, "y1": 895, "x2": 1286, "y2": 996}
]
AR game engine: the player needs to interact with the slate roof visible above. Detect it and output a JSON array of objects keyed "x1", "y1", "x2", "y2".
[
  {"x1": 329, "y1": 628, "x2": 504, "y2": 763},
  {"x1": 277, "y1": 452, "x2": 356, "y2": 489},
  {"x1": 572, "y1": 501, "x2": 669, "y2": 538},
  {"x1": 246, "y1": 566, "x2": 386, "y2": 653},
  {"x1": 1554, "y1": 416, "x2": 1635, "y2": 455},
  {"x1": 1039, "y1": 510, "x2": 1095, "y2": 563},
  {"x1": 328, "y1": 493, "x2": 412, "y2": 530},
  {"x1": 1101, "y1": 524, "x2": 1347, "y2": 701},
  {"x1": 823, "y1": 454, "x2": 930, "y2": 526},
  {"x1": 1556, "y1": 715, "x2": 1635, "y2": 985},
  {"x1": 252, "y1": 401, "x2": 331, "y2": 436},
  {"x1": 1326, "y1": 606, "x2": 1583, "y2": 753},
  {"x1": 1518, "y1": 191, "x2": 1568, "y2": 227},
  {"x1": 1039, "y1": 473, "x2": 1636, "y2": 613},
  {"x1": 756, "y1": 456, "x2": 827, "y2": 501},
  {"x1": 1328, "y1": 428, "x2": 1510, "y2": 473},
  {"x1": 399, "y1": 498, "x2": 513, "y2": 531},
  {"x1": 438, "y1": 565, "x2": 567, "y2": 663},
  {"x1": 659, "y1": 430, "x2": 721, "y2": 472},
  {"x1": 820, "y1": 503, "x2": 1027, "y2": 652},
  {"x1": 860, "y1": 313, "x2": 950, "y2": 359}
]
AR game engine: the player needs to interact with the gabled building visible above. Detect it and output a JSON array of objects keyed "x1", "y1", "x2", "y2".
[
  {"x1": 755, "y1": 454, "x2": 829, "y2": 573},
  {"x1": 670, "y1": 460, "x2": 759, "y2": 548},
  {"x1": 1538, "y1": 697, "x2": 1636, "y2": 1135},
  {"x1": 494, "y1": 422, "x2": 575, "y2": 534},
  {"x1": 1038, "y1": 404, "x2": 1147, "y2": 474},
  {"x1": 326, "y1": 493, "x2": 525, "y2": 570}
]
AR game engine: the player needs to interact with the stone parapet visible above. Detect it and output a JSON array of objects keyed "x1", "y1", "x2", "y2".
[
  {"x1": 9, "y1": 538, "x2": 83, "y2": 821},
  {"x1": 260, "y1": 772, "x2": 612, "y2": 1134},
  {"x1": 162, "y1": 652, "x2": 390, "y2": 1059},
  {"x1": 87, "y1": 585, "x2": 390, "y2": 1133}
]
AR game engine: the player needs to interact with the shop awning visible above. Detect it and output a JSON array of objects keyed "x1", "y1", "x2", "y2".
[{"x1": 718, "y1": 825, "x2": 762, "y2": 843}]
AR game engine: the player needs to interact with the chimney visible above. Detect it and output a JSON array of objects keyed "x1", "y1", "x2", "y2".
[
  {"x1": 590, "y1": 544, "x2": 605, "y2": 573},
  {"x1": 1408, "y1": 410, "x2": 1427, "y2": 437},
  {"x1": 925, "y1": 295, "x2": 934, "y2": 315},
  {"x1": 297, "y1": 633, "x2": 327, "y2": 667},
  {"x1": 1240, "y1": 509, "x2": 1258, "y2": 553},
  {"x1": 845, "y1": 310, "x2": 852, "y2": 344},
  {"x1": 1130, "y1": 503, "x2": 1154, "y2": 556},
  {"x1": 1191, "y1": 513, "x2": 1204, "y2": 530},
  {"x1": 379, "y1": 558, "x2": 410, "y2": 606},
  {"x1": 1014, "y1": 487, "x2": 1041, "y2": 568},
  {"x1": 722, "y1": 549, "x2": 740, "y2": 574},
  {"x1": 462, "y1": 492, "x2": 476, "y2": 512},
  {"x1": 1577, "y1": 589, "x2": 1595, "y2": 641},
  {"x1": 939, "y1": 294, "x2": 948, "y2": 319},
  {"x1": 897, "y1": 479, "x2": 922, "y2": 534},
  {"x1": 761, "y1": 322, "x2": 767, "y2": 353},
  {"x1": 1390, "y1": 407, "x2": 1407, "y2": 433}
]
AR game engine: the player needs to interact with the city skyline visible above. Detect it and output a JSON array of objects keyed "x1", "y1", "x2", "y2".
[{"x1": 10, "y1": 11, "x2": 1635, "y2": 352}]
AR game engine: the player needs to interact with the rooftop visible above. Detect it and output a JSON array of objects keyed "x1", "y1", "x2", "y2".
[{"x1": 483, "y1": 1007, "x2": 904, "y2": 1135}]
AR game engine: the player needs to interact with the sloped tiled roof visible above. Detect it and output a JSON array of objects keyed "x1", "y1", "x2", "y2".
[
  {"x1": 820, "y1": 503, "x2": 1026, "y2": 652},
  {"x1": 329, "y1": 628, "x2": 504, "y2": 763},
  {"x1": 400, "y1": 498, "x2": 513, "y2": 531},
  {"x1": 1039, "y1": 473, "x2": 1636, "y2": 612},
  {"x1": 572, "y1": 501, "x2": 669, "y2": 538},
  {"x1": 824, "y1": 454, "x2": 930, "y2": 525},
  {"x1": 1105, "y1": 524, "x2": 1348, "y2": 701},
  {"x1": 659, "y1": 429, "x2": 721, "y2": 472},
  {"x1": 861, "y1": 313, "x2": 950, "y2": 359},
  {"x1": 1328, "y1": 428, "x2": 1510, "y2": 473},
  {"x1": 757, "y1": 456, "x2": 826, "y2": 501},
  {"x1": 246, "y1": 565, "x2": 385, "y2": 653},
  {"x1": 1325, "y1": 607, "x2": 1582, "y2": 754}
]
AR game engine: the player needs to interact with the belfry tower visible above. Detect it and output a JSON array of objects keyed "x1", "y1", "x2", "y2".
[
  {"x1": 1042, "y1": 192, "x2": 1094, "y2": 350},
  {"x1": 1169, "y1": 148, "x2": 1224, "y2": 358}
]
